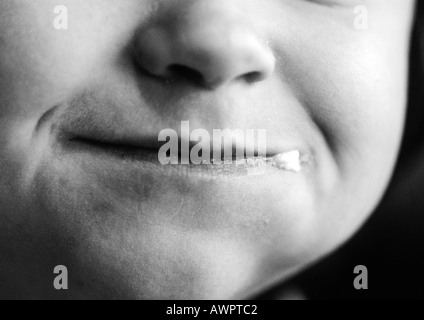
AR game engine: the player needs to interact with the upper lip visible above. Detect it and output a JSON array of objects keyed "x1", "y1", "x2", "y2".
[
  {"x1": 50, "y1": 90, "x2": 306, "y2": 161},
  {"x1": 58, "y1": 120, "x2": 302, "y2": 162},
  {"x1": 55, "y1": 112, "x2": 286, "y2": 160},
  {"x1": 69, "y1": 136, "x2": 273, "y2": 161}
]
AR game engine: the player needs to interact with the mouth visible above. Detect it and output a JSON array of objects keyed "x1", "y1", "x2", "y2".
[
  {"x1": 64, "y1": 136, "x2": 310, "y2": 180},
  {"x1": 47, "y1": 88, "x2": 316, "y2": 181}
]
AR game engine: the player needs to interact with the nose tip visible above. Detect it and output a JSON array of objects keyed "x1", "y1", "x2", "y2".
[{"x1": 134, "y1": 1, "x2": 275, "y2": 89}]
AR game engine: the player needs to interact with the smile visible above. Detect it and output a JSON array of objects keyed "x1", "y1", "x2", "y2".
[{"x1": 64, "y1": 135, "x2": 308, "y2": 181}]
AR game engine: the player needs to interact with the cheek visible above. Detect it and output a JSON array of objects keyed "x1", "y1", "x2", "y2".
[
  {"x1": 267, "y1": 1, "x2": 412, "y2": 172},
  {"x1": 307, "y1": 46, "x2": 406, "y2": 160},
  {"x1": 281, "y1": 26, "x2": 408, "y2": 175},
  {"x1": 0, "y1": 1, "x2": 129, "y2": 121},
  {"x1": 267, "y1": 8, "x2": 412, "y2": 247}
]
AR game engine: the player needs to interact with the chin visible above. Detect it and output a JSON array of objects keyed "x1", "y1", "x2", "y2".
[{"x1": 23, "y1": 153, "x2": 342, "y2": 299}]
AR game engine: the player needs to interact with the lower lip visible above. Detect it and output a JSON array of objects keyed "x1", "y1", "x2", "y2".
[{"x1": 60, "y1": 138, "x2": 308, "y2": 181}]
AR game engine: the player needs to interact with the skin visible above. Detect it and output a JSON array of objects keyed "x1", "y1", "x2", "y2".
[{"x1": 0, "y1": 0, "x2": 415, "y2": 299}]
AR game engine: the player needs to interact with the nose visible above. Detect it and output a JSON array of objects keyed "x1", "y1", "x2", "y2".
[{"x1": 134, "y1": 0, "x2": 275, "y2": 89}]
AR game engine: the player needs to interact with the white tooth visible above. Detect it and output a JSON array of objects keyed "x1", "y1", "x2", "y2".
[{"x1": 272, "y1": 150, "x2": 301, "y2": 172}]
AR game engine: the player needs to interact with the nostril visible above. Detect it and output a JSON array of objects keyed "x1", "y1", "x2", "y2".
[
  {"x1": 167, "y1": 64, "x2": 205, "y2": 86},
  {"x1": 242, "y1": 71, "x2": 265, "y2": 84}
]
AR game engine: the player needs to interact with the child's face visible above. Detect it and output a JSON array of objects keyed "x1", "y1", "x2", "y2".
[{"x1": 0, "y1": 0, "x2": 415, "y2": 299}]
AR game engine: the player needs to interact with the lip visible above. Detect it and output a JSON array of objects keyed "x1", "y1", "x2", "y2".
[
  {"x1": 49, "y1": 91, "x2": 314, "y2": 181},
  {"x1": 59, "y1": 134, "x2": 313, "y2": 182}
]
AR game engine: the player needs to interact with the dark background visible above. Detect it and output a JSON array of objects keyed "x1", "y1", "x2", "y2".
[{"x1": 295, "y1": 157, "x2": 424, "y2": 300}]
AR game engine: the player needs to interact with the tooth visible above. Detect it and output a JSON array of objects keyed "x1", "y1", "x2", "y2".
[{"x1": 272, "y1": 150, "x2": 301, "y2": 172}]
